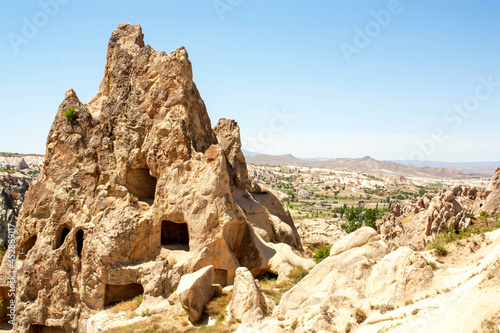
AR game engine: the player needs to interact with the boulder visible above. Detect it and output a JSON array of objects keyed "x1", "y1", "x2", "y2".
[
  {"x1": 172, "y1": 266, "x2": 214, "y2": 322},
  {"x1": 229, "y1": 267, "x2": 268, "y2": 324}
]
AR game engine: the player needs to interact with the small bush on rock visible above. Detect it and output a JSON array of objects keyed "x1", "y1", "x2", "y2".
[{"x1": 64, "y1": 106, "x2": 77, "y2": 124}]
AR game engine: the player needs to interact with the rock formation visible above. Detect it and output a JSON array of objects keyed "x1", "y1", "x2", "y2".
[
  {"x1": 0, "y1": 155, "x2": 44, "y2": 170},
  {"x1": 251, "y1": 227, "x2": 500, "y2": 333},
  {"x1": 0, "y1": 171, "x2": 33, "y2": 246},
  {"x1": 229, "y1": 266, "x2": 271, "y2": 324},
  {"x1": 483, "y1": 168, "x2": 500, "y2": 216},
  {"x1": 3, "y1": 23, "x2": 308, "y2": 331}
]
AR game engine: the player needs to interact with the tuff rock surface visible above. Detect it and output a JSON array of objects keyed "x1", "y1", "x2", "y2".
[
  {"x1": 483, "y1": 168, "x2": 500, "y2": 216},
  {"x1": 0, "y1": 171, "x2": 33, "y2": 246},
  {"x1": 2, "y1": 23, "x2": 306, "y2": 331}
]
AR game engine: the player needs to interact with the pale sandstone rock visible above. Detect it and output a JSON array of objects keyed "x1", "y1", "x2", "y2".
[
  {"x1": 174, "y1": 265, "x2": 214, "y2": 322},
  {"x1": 4, "y1": 23, "x2": 304, "y2": 331},
  {"x1": 483, "y1": 168, "x2": 500, "y2": 216},
  {"x1": 229, "y1": 267, "x2": 268, "y2": 324}
]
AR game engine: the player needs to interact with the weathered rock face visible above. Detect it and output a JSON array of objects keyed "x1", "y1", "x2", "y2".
[
  {"x1": 0, "y1": 172, "x2": 33, "y2": 246},
  {"x1": 273, "y1": 227, "x2": 434, "y2": 332},
  {"x1": 483, "y1": 168, "x2": 500, "y2": 216},
  {"x1": 229, "y1": 267, "x2": 269, "y2": 324},
  {"x1": 169, "y1": 265, "x2": 215, "y2": 322},
  {"x1": 261, "y1": 228, "x2": 500, "y2": 333},
  {"x1": 6, "y1": 23, "x2": 303, "y2": 331}
]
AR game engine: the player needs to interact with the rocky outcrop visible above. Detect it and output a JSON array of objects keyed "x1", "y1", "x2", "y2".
[
  {"x1": 297, "y1": 218, "x2": 346, "y2": 246},
  {"x1": 483, "y1": 168, "x2": 500, "y2": 216},
  {"x1": 0, "y1": 172, "x2": 33, "y2": 246},
  {"x1": 169, "y1": 265, "x2": 214, "y2": 322},
  {"x1": 5, "y1": 23, "x2": 305, "y2": 331},
  {"x1": 379, "y1": 188, "x2": 478, "y2": 250},
  {"x1": 272, "y1": 227, "x2": 434, "y2": 332},
  {"x1": 229, "y1": 267, "x2": 269, "y2": 324}
]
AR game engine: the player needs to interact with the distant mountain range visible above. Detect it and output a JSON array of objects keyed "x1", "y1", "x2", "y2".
[{"x1": 242, "y1": 150, "x2": 498, "y2": 178}]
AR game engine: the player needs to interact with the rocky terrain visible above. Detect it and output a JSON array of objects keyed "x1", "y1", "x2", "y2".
[
  {"x1": 0, "y1": 24, "x2": 314, "y2": 332},
  {"x1": 0, "y1": 154, "x2": 44, "y2": 171},
  {"x1": 2, "y1": 23, "x2": 500, "y2": 333},
  {"x1": 0, "y1": 172, "x2": 33, "y2": 247}
]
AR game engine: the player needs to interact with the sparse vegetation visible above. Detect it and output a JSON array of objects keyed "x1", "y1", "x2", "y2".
[
  {"x1": 288, "y1": 266, "x2": 309, "y2": 284},
  {"x1": 429, "y1": 261, "x2": 437, "y2": 269},
  {"x1": 129, "y1": 192, "x2": 138, "y2": 203},
  {"x1": 257, "y1": 267, "x2": 309, "y2": 305},
  {"x1": 313, "y1": 244, "x2": 331, "y2": 263},
  {"x1": 355, "y1": 308, "x2": 367, "y2": 323},
  {"x1": 109, "y1": 294, "x2": 143, "y2": 313},
  {"x1": 203, "y1": 292, "x2": 232, "y2": 322},
  {"x1": 64, "y1": 106, "x2": 78, "y2": 124},
  {"x1": 433, "y1": 243, "x2": 448, "y2": 256}
]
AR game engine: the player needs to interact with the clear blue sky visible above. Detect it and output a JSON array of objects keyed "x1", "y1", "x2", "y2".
[{"x1": 1, "y1": 0, "x2": 499, "y2": 162}]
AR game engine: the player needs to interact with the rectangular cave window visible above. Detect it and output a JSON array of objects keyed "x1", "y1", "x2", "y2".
[
  {"x1": 125, "y1": 168, "x2": 157, "y2": 202},
  {"x1": 75, "y1": 229, "x2": 84, "y2": 257},
  {"x1": 161, "y1": 220, "x2": 189, "y2": 250},
  {"x1": 29, "y1": 325, "x2": 65, "y2": 333},
  {"x1": 56, "y1": 226, "x2": 70, "y2": 249},
  {"x1": 104, "y1": 283, "x2": 144, "y2": 307},
  {"x1": 213, "y1": 269, "x2": 228, "y2": 287}
]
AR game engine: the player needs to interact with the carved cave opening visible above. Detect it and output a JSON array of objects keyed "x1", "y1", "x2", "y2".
[
  {"x1": 76, "y1": 229, "x2": 84, "y2": 257},
  {"x1": 104, "y1": 283, "x2": 144, "y2": 307},
  {"x1": 56, "y1": 226, "x2": 70, "y2": 249},
  {"x1": 125, "y1": 168, "x2": 157, "y2": 202},
  {"x1": 214, "y1": 269, "x2": 228, "y2": 287},
  {"x1": 161, "y1": 220, "x2": 189, "y2": 250},
  {"x1": 19, "y1": 235, "x2": 37, "y2": 260}
]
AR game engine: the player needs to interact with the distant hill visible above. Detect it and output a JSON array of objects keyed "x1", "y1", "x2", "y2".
[
  {"x1": 244, "y1": 153, "x2": 484, "y2": 178},
  {"x1": 393, "y1": 160, "x2": 499, "y2": 176}
]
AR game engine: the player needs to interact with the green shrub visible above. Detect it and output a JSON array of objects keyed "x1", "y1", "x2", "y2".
[
  {"x1": 428, "y1": 261, "x2": 437, "y2": 269},
  {"x1": 64, "y1": 106, "x2": 77, "y2": 123},
  {"x1": 480, "y1": 211, "x2": 489, "y2": 218},
  {"x1": 434, "y1": 243, "x2": 448, "y2": 256},
  {"x1": 313, "y1": 244, "x2": 331, "y2": 263}
]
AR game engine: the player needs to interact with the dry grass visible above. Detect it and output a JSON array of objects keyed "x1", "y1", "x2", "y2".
[
  {"x1": 258, "y1": 266, "x2": 309, "y2": 305},
  {"x1": 109, "y1": 294, "x2": 143, "y2": 313},
  {"x1": 203, "y1": 292, "x2": 232, "y2": 322},
  {"x1": 474, "y1": 312, "x2": 500, "y2": 333}
]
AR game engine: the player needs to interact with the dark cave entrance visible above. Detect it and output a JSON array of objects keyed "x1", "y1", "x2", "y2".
[
  {"x1": 19, "y1": 235, "x2": 37, "y2": 260},
  {"x1": 75, "y1": 229, "x2": 84, "y2": 257},
  {"x1": 161, "y1": 220, "x2": 189, "y2": 251},
  {"x1": 55, "y1": 226, "x2": 70, "y2": 249},
  {"x1": 125, "y1": 167, "x2": 157, "y2": 203},
  {"x1": 104, "y1": 283, "x2": 144, "y2": 307}
]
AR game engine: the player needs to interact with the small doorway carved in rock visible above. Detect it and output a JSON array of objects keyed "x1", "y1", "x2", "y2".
[{"x1": 161, "y1": 220, "x2": 189, "y2": 251}]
